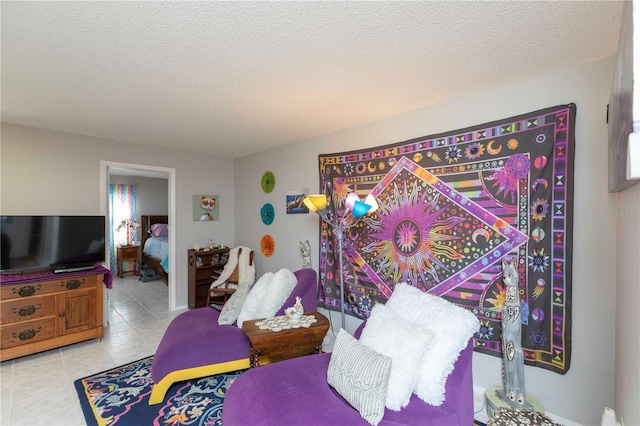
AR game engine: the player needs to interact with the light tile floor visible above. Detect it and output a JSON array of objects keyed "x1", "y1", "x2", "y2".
[{"x1": 0, "y1": 275, "x2": 183, "y2": 426}]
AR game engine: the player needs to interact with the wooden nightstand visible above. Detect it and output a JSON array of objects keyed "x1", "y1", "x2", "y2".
[
  {"x1": 241, "y1": 311, "x2": 329, "y2": 368},
  {"x1": 116, "y1": 245, "x2": 141, "y2": 278}
]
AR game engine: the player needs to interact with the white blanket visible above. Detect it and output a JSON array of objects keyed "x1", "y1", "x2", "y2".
[{"x1": 210, "y1": 246, "x2": 255, "y2": 289}]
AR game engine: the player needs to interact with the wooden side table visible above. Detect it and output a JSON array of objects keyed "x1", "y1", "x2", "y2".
[
  {"x1": 242, "y1": 311, "x2": 329, "y2": 368},
  {"x1": 116, "y1": 245, "x2": 141, "y2": 278}
]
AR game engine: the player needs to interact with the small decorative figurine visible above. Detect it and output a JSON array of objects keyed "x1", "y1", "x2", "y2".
[
  {"x1": 208, "y1": 239, "x2": 215, "y2": 250},
  {"x1": 193, "y1": 242, "x2": 200, "y2": 251},
  {"x1": 196, "y1": 257, "x2": 203, "y2": 267},
  {"x1": 299, "y1": 240, "x2": 311, "y2": 269},
  {"x1": 285, "y1": 296, "x2": 304, "y2": 322}
]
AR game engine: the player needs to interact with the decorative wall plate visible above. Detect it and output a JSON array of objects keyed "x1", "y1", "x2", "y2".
[
  {"x1": 261, "y1": 234, "x2": 275, "y2": 257},
  {"x1": 260, "y1": 203, "x2": 275, "y2": 225},
  {"x1": 261, "y1": 171, "x2": 275, "y2": 194}
]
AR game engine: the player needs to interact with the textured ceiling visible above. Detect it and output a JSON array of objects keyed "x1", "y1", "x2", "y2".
[{"x1": 1, "y1": 1, "x2": 623, "y2": 158}]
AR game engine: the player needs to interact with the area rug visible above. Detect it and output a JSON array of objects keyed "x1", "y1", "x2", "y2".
[
  {"x1": 315, "y1": 104, "x2": 575, "y2": 374},
  {"x1": 74, "y1": 356, "x2": 243, "y2": 426}
]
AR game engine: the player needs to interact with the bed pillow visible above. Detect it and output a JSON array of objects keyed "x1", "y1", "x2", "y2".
[
  {"x1": 236, "y1": 272, "x2": 273, "y2": 327},
  {"x1": 385, "y1": 283, "x2": 480, "y2": 406},
  {"x1": 359, "y1": 303, "x2": 433, "y2": 410},
  {"x1": 150, "y1": 223, "x2": 169, "y2": 237},
  {"x1": 327, "y1": 329, "x2": 391, "y2": 426},
  {"x1": 254, "y1": 268, "x2": 298, "y2": 319},
  {"x1": 217, "y1": 287, "x2": 250, "y2": 325}
]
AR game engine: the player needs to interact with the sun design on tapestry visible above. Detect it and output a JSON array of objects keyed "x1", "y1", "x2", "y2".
[
  {"x1": 365, "y1": 180, "x2": 466, "y2": 288},
  {"x1": 348, "y1": 157, "x2": 529, "y2": 299}
]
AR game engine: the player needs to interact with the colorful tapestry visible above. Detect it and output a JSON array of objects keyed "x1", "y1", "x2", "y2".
[{"x1": 316, "y1": 104, "x2": 575, "y2": 374}]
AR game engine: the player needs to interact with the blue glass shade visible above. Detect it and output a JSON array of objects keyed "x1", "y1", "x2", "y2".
[{"x1": 352, "y1": 200, "x2": 372, "y2": 218}]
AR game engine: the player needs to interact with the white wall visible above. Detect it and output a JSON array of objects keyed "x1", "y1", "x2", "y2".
[
  {"x1": 0, "y1": 125, "x2": 235, "y2": 308},
  {"x1": 615, "y1": 183, "x2": 640, "y2": 426},
  {"x1": 234, "y1": 57, "x2": 622, "y2": 424},
  {"x1": 134, "y1": 176, "x2": 169, "y2": 217}
]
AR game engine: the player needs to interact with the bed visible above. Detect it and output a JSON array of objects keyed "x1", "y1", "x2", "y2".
[{"x1": 141, "y1": 215, "x2": 169, "y2": 285}]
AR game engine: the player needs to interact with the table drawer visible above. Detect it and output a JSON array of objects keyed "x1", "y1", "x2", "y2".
[
  {"x1": 1, "y1": 295, "x2": 56, "y2": 325},
  {"x1": 1, "y1": 318, "x2": 56, "y2": 349},
  {"x1": 0, "y1": 275, "x2": 98, "y2": 300},
  {"x1": 119, "y1": 246, "x2": 140, "y2": 260}
]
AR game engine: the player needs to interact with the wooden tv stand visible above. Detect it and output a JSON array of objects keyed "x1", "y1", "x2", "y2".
[{"x1": 0, "y1": 267, "x2": 110, "y2": 361}]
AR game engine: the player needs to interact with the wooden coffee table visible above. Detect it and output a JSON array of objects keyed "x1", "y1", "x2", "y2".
[{"x1": 241, "y1": 311, "x2": 329, "y2": 368}]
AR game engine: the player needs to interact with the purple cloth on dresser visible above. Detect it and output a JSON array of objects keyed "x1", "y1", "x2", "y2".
[
  {"x1": 222, "y1": 324, "x2": 474, "y2": 426},
  {"x1": 151, "y1": 268, "x2": 318, "y2": 384}
]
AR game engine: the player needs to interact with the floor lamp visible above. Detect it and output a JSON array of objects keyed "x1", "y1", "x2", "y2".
[{"x1": 303, "y1": 192, "x2": 379, "y2": 329}]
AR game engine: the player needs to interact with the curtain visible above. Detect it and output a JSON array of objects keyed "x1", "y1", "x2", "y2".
[{"x1": 109, "y1": 184, "x2": 137, "y2": 273}]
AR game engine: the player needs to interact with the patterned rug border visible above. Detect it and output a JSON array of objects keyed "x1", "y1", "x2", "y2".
[{"x1": 74, "y1": 355, "x2": 242, "y2": 426}]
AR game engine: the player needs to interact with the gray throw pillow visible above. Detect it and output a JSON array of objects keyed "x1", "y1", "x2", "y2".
[
  {"x1": 217, "y1": 287, "x2": 250, "y2": 325},
  {"x1": 327, "y1": 329, "x2": 391, "y2": 426}
]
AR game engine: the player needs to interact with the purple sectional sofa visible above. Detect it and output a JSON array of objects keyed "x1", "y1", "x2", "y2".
[
  {"x1": 149, "y1": 268, "x2": 317, "y2": 405},
  {"x1": 222, "y1": 322, "x2": 474, "y2": 425}
]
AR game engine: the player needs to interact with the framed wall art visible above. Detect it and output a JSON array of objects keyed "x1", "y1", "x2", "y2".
[
  {"x1": 286, "y1": 189, "x2": 309, "y2": 214},
  {"x1": 193, "y1": 194, "x2": 219, "y2": 221}
]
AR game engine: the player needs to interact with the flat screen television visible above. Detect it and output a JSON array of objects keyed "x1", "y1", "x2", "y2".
[{"x1": 0, "y1": 215, "x2": 106, "y2": 274}]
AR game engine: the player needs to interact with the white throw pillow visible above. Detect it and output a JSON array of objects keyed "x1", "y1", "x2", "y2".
[
  {"x1": 359, "y1": 303, "x2": 433, "y2": 411},
  {"x1": 236, "y1": 272, "x2": 274, "y2": 327},
  {"x1": 217, "y1": 287, "x2": 250, "y2": 325},
  {"x1": 385, "y1": 283, "x2": 480, "y2": 406},
  {"x1": 327, "y1": 329, "x2": 391, "y2": 426},
  {"x1": 253, "y1": 268, "x2": 298, "y2": 319}
]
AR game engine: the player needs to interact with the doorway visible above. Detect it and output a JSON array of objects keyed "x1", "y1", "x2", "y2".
[{"x1": 100, "y1": 161, "x2": 177, "y2": 315}]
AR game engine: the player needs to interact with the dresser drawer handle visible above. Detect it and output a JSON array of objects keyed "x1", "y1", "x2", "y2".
[
  {"x1": 13, "y1": 327, "x2": 41, "y2": 341},
  {"x1": 13, "y1": 285, "x2": 41, "y2": 297},
  {"x1": 61, "y1": 279, "x2": 84, "y2": 290},
  {"x1": 12, "y1": 304, "x2": 41, "y2": 317}
]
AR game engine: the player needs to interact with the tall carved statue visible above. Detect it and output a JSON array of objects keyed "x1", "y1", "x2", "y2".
[{"x1": 498, "y1": 257, "x2": 531, "y2": 409}]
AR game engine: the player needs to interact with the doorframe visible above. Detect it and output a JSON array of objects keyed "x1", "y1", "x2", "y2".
[{"x1": 100, "y1": 161, "x2": 178, "y2": 311}]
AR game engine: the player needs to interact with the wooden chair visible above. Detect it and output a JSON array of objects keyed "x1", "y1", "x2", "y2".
[{"x1": 206, "y1": 248, "x2": 254, "y2": 309}]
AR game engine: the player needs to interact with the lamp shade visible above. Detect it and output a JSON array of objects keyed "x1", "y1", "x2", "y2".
[
  {"x1": 352, "y1": 200, "x2": 372, "y2": 218},
  {"x1": 303, "y1": 194, "x2": 327, "y2": 212},
  {"x1": 364, "y1": 193, "x2": 379, "y2": 213},
  {"x1": 345, "y1": 192, "x2": 360, "y2": 210}
]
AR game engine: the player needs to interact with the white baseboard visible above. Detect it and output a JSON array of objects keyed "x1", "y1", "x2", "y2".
[{"x1": 473, "y1": 385, "x2": 581, "y2": 425}]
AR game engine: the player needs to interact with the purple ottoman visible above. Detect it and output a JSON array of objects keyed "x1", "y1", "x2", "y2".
[
  {"x1": 149, "y1": 268, "x2": 317, "y2": 405},
  {"x1": 222, "y1": 324, "x2": 474, "y2": 425}
]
